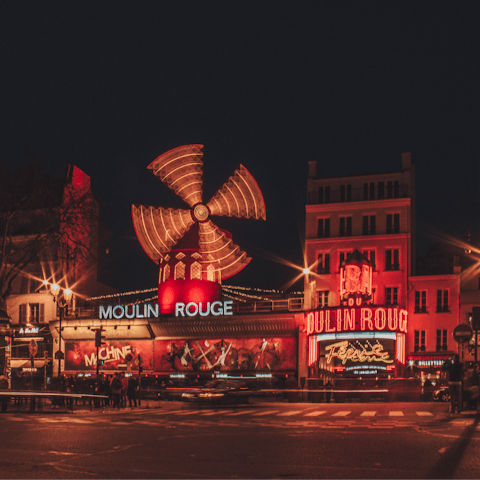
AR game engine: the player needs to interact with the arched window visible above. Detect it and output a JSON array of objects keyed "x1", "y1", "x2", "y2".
[
  {"x1": 206, "y1": 264, "x2": 215, "y2": 282},
  {"x1": 191, "y1": 262, "x2": 202, "y2": 280},
  {"x1": 175, "y1": 262, "x2": 185, "y2": 280},
  {"x1": 163, "y1": 264, "x2": 170, "y2": 281}
]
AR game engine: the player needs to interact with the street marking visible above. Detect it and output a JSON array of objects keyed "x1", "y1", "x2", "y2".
[
  {"x1": 389, "y1": 411, "x2": 404, "y2": 416},
  {"x1": 175, "y1": 410, "x2": 204, "y2": 415},
  {"x1": 224, "y1": 410, "x2": 252, "y2": 416},
  {"x1": 332, "y1": 411, "x2": 351, "y2": 417},
  {"x1": 304, "y1": 411, "x2": 326, "y2": 417},
  {"x1": 416, "y1": 411, "x2": 433, "y2": 416},
  {"x1": 277, "y1": 410, "x2": 302, "y2": 416},
  {"x1": 360, "y1": 411, "x2": 376, "y2": 416},
  {"x1": 200, "y1": 410, "x2": 233, "y2": 416},
  {"x1": 154, "y1": 410, "x2": 186, "y2": 415},
  {"x1": 250, "y1": 410, "x2": 280, "y2": 416}
]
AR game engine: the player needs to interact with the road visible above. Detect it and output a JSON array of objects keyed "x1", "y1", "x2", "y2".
[{"x1": 0, "y1": 401, "x2": 479, "y2": 479}]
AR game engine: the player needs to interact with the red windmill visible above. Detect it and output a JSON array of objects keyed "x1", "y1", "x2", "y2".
[{"x1": 132, "y1": 145, "x2": 266, "y2": 314}]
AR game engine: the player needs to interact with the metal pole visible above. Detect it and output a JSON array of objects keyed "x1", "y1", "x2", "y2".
[
  {"x1": 58, "y1": 306, "x2": 63, "y2": 378},
  {"x1": 96, "y1": 346, "x2": 99, "y2": 376},
  {"x1": 475, "y1": 328, "x2": 478, "y2": 366}
]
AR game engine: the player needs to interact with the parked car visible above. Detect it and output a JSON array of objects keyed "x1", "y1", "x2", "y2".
[
  {"x1": 180, "y1": 379, "x2": 260, "y2": 405},
  {"x1": 433, "y1": 386, "x2": 450, "y2": 402}
]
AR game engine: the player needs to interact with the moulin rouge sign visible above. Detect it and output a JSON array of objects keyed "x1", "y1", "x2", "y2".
[{"x1": 305, "y1": 306, "x2": 408, "y2": 336}]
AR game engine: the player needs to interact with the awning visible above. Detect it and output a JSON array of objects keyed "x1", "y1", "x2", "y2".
[
  {"x1": 150, "y1": 315, "x2": 299, "y2": 339},
  {"x1": 10, "y1": 359, "x2": 46, "y2": 369},
  {"x1": 407, "y1": 353, "x2": 454, "y2": 361}
]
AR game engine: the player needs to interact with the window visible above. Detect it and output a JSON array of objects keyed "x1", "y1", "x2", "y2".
[
  {"x1": 415, "y1": 290, "x2": 427, "y2": 313},
  {"x1": 318, "y1": 291, "x2": 329, "y2": 308},
  {"x1": 339, "y1": 216, "x2": 352, "y2": 236},
  {"x1": 385, "y1": 287, "x2": 398, "y2": 305},
  {"x1": 174, "y1": 262, "x2": 185, "y2": 280},
  {"x1": 414, "y1": 330, "x2": 426, "y2": 352},
  {"x1": 436, "y1": 289, "x2": 449, "y2": 312},
  {"x1": 318, "y1": 186, "x2": 331, "y2": 204},
  {"x1": 363, "y1": 182, "x2": 375, "y2": 200},
  {"x1": 339, "y1": 251, "x2": 352, "y2": 266},
  {"x1": 191, "y1": 262, "x2": 202, "y2": 280},
  {"x1": 385, "y1": 249, "x2": 399, "y2": 271},
  {"x1": 19, "y1": 303, "x2": 45, "y2": 324},
  {"x1": 163, "y1": 264, "x2": 170, "y2": 281},
  {"x1": 340, "y1": 184, "x2": 352, "y2": 202},
  {"x1": 362, "y1": 250, "x2": 376, "y2": 270},
  {"x1": 436, "y1": 329, "x2": 448, "y2": 351},
  {"x1": 317, "y1": 254, "x2": 330, "y2": 274},
  {"x1": 386, "y1": 213, "x2": 400, "y2": 234},
  {"x1": 317, "y1": 218, "x2": 330, "y2": 238},
  {"x1": 362, "y1": 215, "x2": 376, "y2": 235},
  {"x1": 378, "y1": 181, "x2": 385, "y2": 199}
]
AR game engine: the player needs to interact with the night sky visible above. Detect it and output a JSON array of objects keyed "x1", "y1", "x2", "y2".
[{"x1": 1, "y1": 2, "x2": 479, "y2": 293}]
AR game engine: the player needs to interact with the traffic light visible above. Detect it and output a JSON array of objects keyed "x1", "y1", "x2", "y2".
[{"x1": 95, "y1": 328, "x2": 106, "y2": 348}]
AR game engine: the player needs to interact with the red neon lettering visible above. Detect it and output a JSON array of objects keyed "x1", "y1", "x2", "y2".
[
  {"x1": 375, "y1": 308, "x2": 386, "y2": 330},
  {"x1": 325, "y1": 310, "x2": 335, "y2": 333},
  {"x1": 315, "y1": 311, "x2": 324, "y2": 334},
  {"x1": 361, "y1": 308, "x2": 373, "y2": 330},
  {"x1": 306, "y1": 312, "x2": 314, "y2": 336},
  {"x1": 399, "y1": 309, "x2": 408, "y2": 332}
]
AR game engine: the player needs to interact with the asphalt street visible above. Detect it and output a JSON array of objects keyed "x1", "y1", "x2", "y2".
[{"x1": 0, "y1": 401, "x2": 478, "y2": 479}]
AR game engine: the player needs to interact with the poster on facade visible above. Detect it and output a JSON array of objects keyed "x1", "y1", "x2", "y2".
[
  {"x1": 65, "y1": 340, "x2": 154, "y2": 371},
  {"x1": 154, "y1": 337, "x2": 296, "y2": 373},
  {"x1": 319, "y1": 338, "x2": 395, "y2": 376}
]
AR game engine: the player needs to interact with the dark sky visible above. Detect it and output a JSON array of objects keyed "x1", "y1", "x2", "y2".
[{"x1": 1, "y1": 2, "x2": 479, "y2": 293}]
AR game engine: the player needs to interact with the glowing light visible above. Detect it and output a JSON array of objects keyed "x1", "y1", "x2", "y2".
[
  {"x1": 50, "y1": 284, "x2": 60, "y2": 297},
  {"x1": 325, "y1": 340, "x2": 394, "y2": 365},
  {"x1": 303, "y1": 268, "x2": 310, "y2": 275}
]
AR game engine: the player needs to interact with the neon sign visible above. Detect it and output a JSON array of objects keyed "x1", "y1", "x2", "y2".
[
  {"x1": 175, "y1": 301, "x2": 233, "y2": 317},
  {"x1": 325, "y1": 340, "x2": 394, "y2": 365},
  {"x1": 85, "y1": 345, "x2": 133, "y2": 367},
  {"x1": 99, "y1": 304, "x2": 159, "y2": 320},
  {"x1": 19, "y1": 327, "x2": 39, "y2": 334},
  {"x1": 305, "y1": 307, "x2": 407, "y2": 336}
]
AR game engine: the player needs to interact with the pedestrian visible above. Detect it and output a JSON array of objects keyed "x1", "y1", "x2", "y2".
[
  {"x1": 325, "y1": 380, "x2": 333, "y2": 403},
  {"x1": 442, "y1": 355, "x2": 463, "y2": 413},
  {"x1": 110, "y1": 373, "x2": 122, "y2": 409},
  {"x1": 121, "y1": 373, "x2": 127, "y2": 408},
  {"x1": 0, "y1": 375, "x2": 10, "y2": 412},
  {"x1": 127, "y1": 375, "x2": 138, "y2": 407}
]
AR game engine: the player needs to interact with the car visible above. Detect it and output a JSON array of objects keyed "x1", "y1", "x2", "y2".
[
  {"x1": 433, "y1": 386, "x2": 450, "y2": 402},
  {"x1": 180, "y1": 379, "x2": 260, "y2": 405}
]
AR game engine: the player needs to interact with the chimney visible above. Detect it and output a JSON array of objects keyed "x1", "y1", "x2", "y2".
[
  {"x1": 401, "y1": 152, "x2": 412, "y2": 170},
  {"x1": 308, "y1": 161, "x2": 321, "y2": 179}
]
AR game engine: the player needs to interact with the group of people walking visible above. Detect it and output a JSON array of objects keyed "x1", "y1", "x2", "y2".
[{"x1": 53, "y1": 372, "x2": 140, "y2": 409}]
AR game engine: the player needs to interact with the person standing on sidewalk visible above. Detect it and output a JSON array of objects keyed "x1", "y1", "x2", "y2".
[
  {"x1": 442, "y1": 355, "x2": 463, "y2": 413},
  {"x1": 110, "y1": 373, "x2": 122, "y2": 409},
  {"x1": 127, "y1": 375, "x2": 138, "y2": 407}
]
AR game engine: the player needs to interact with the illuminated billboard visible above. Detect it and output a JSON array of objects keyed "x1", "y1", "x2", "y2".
[{"x1": 154, "y1": 337, "x2": 296, "y2": 373}]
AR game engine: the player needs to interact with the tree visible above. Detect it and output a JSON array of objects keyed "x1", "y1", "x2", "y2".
[{"x1": 0, "y1": 153, "x2": 99, "y2": 312}]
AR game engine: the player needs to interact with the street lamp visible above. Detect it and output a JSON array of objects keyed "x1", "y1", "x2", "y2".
[{"x1": 45, "y1": 282, "x2": 72, "y2": 377}]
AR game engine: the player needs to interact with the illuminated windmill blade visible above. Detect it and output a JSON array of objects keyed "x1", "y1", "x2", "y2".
[
  {"x1": 199, "y1": 220, "x2": 251, "y2": 280},
  {"x1": 206, "y1": 165, "x2": 266, "y2": 220},
  {"x1": 147, "y1": 144, "x2": 204, "y2": 208},
  {"x1": 131, "y1": 205, "x2": 195, "y2": 263}
]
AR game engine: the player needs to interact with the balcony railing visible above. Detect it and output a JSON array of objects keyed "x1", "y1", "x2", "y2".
[{"x1": 307, "y1": 184, "x2": 409, "y2": 205}]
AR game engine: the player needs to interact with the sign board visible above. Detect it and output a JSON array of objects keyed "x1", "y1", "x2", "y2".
[
  {"x1": 28, "y1": 339, "x2": 38, "y2": 357},
  {"x1": 54, "y1": 350, "x2": 65, "y2": 360},
  {"x1": 453, "y1": 324, "x2": 473, "y2": 343}
]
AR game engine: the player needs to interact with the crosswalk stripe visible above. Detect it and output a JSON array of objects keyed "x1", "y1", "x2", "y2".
[
  {"x1": 304, "y1": 411, "x2": 327, "y2": 417},
  {"x1": 175, "y1": 410, "x2": 204, "y2": 415},
  {"x1": 224, "y1": 410, "x2": 252, "y2": 416},
  {"x1": 389, "y1": 411, "x2": 404, "y2": 416},
  {"x1": 360, "y1": 411, "x2": 376, "y2": 417},
  {"x1": 200, "y1": 410, "x2": 232, "y2": 416},
  {"x1": 416, "y1": 411, "x2": 433, "y2": 416},
  {"x1": 251, "y1": 410, "x2": 280, "y2": 416},
  {"x1": 332, "y1": 411, "x2": 351, "y2": 417},
  {"x1": 277, "y1": 410, "x2": 302, "y2": 417}
]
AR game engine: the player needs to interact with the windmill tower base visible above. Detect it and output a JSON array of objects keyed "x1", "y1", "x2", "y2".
[{"x1": 158, "y1": 279, "x2": 222, "y2": 315}]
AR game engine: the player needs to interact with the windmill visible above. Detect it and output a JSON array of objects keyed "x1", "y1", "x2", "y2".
[{"x1": 132, "y1": 145, "x2": 266, "y2": 314}]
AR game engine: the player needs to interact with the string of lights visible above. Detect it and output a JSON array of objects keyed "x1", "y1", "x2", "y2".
[
  {"x1": 222, "y1": 286, "x2": 274, "y2": 302},
  {"x1": 86, "y1": 287, "x2": 157, "y2": 301},
  {"x1": 222, "y1": 292, "x2": 247, "y2": 303}
]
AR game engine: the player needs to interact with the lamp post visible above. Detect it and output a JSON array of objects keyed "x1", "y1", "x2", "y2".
[{"x1": 45, "y1": 282, "x2": 72, "y2": 378}]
